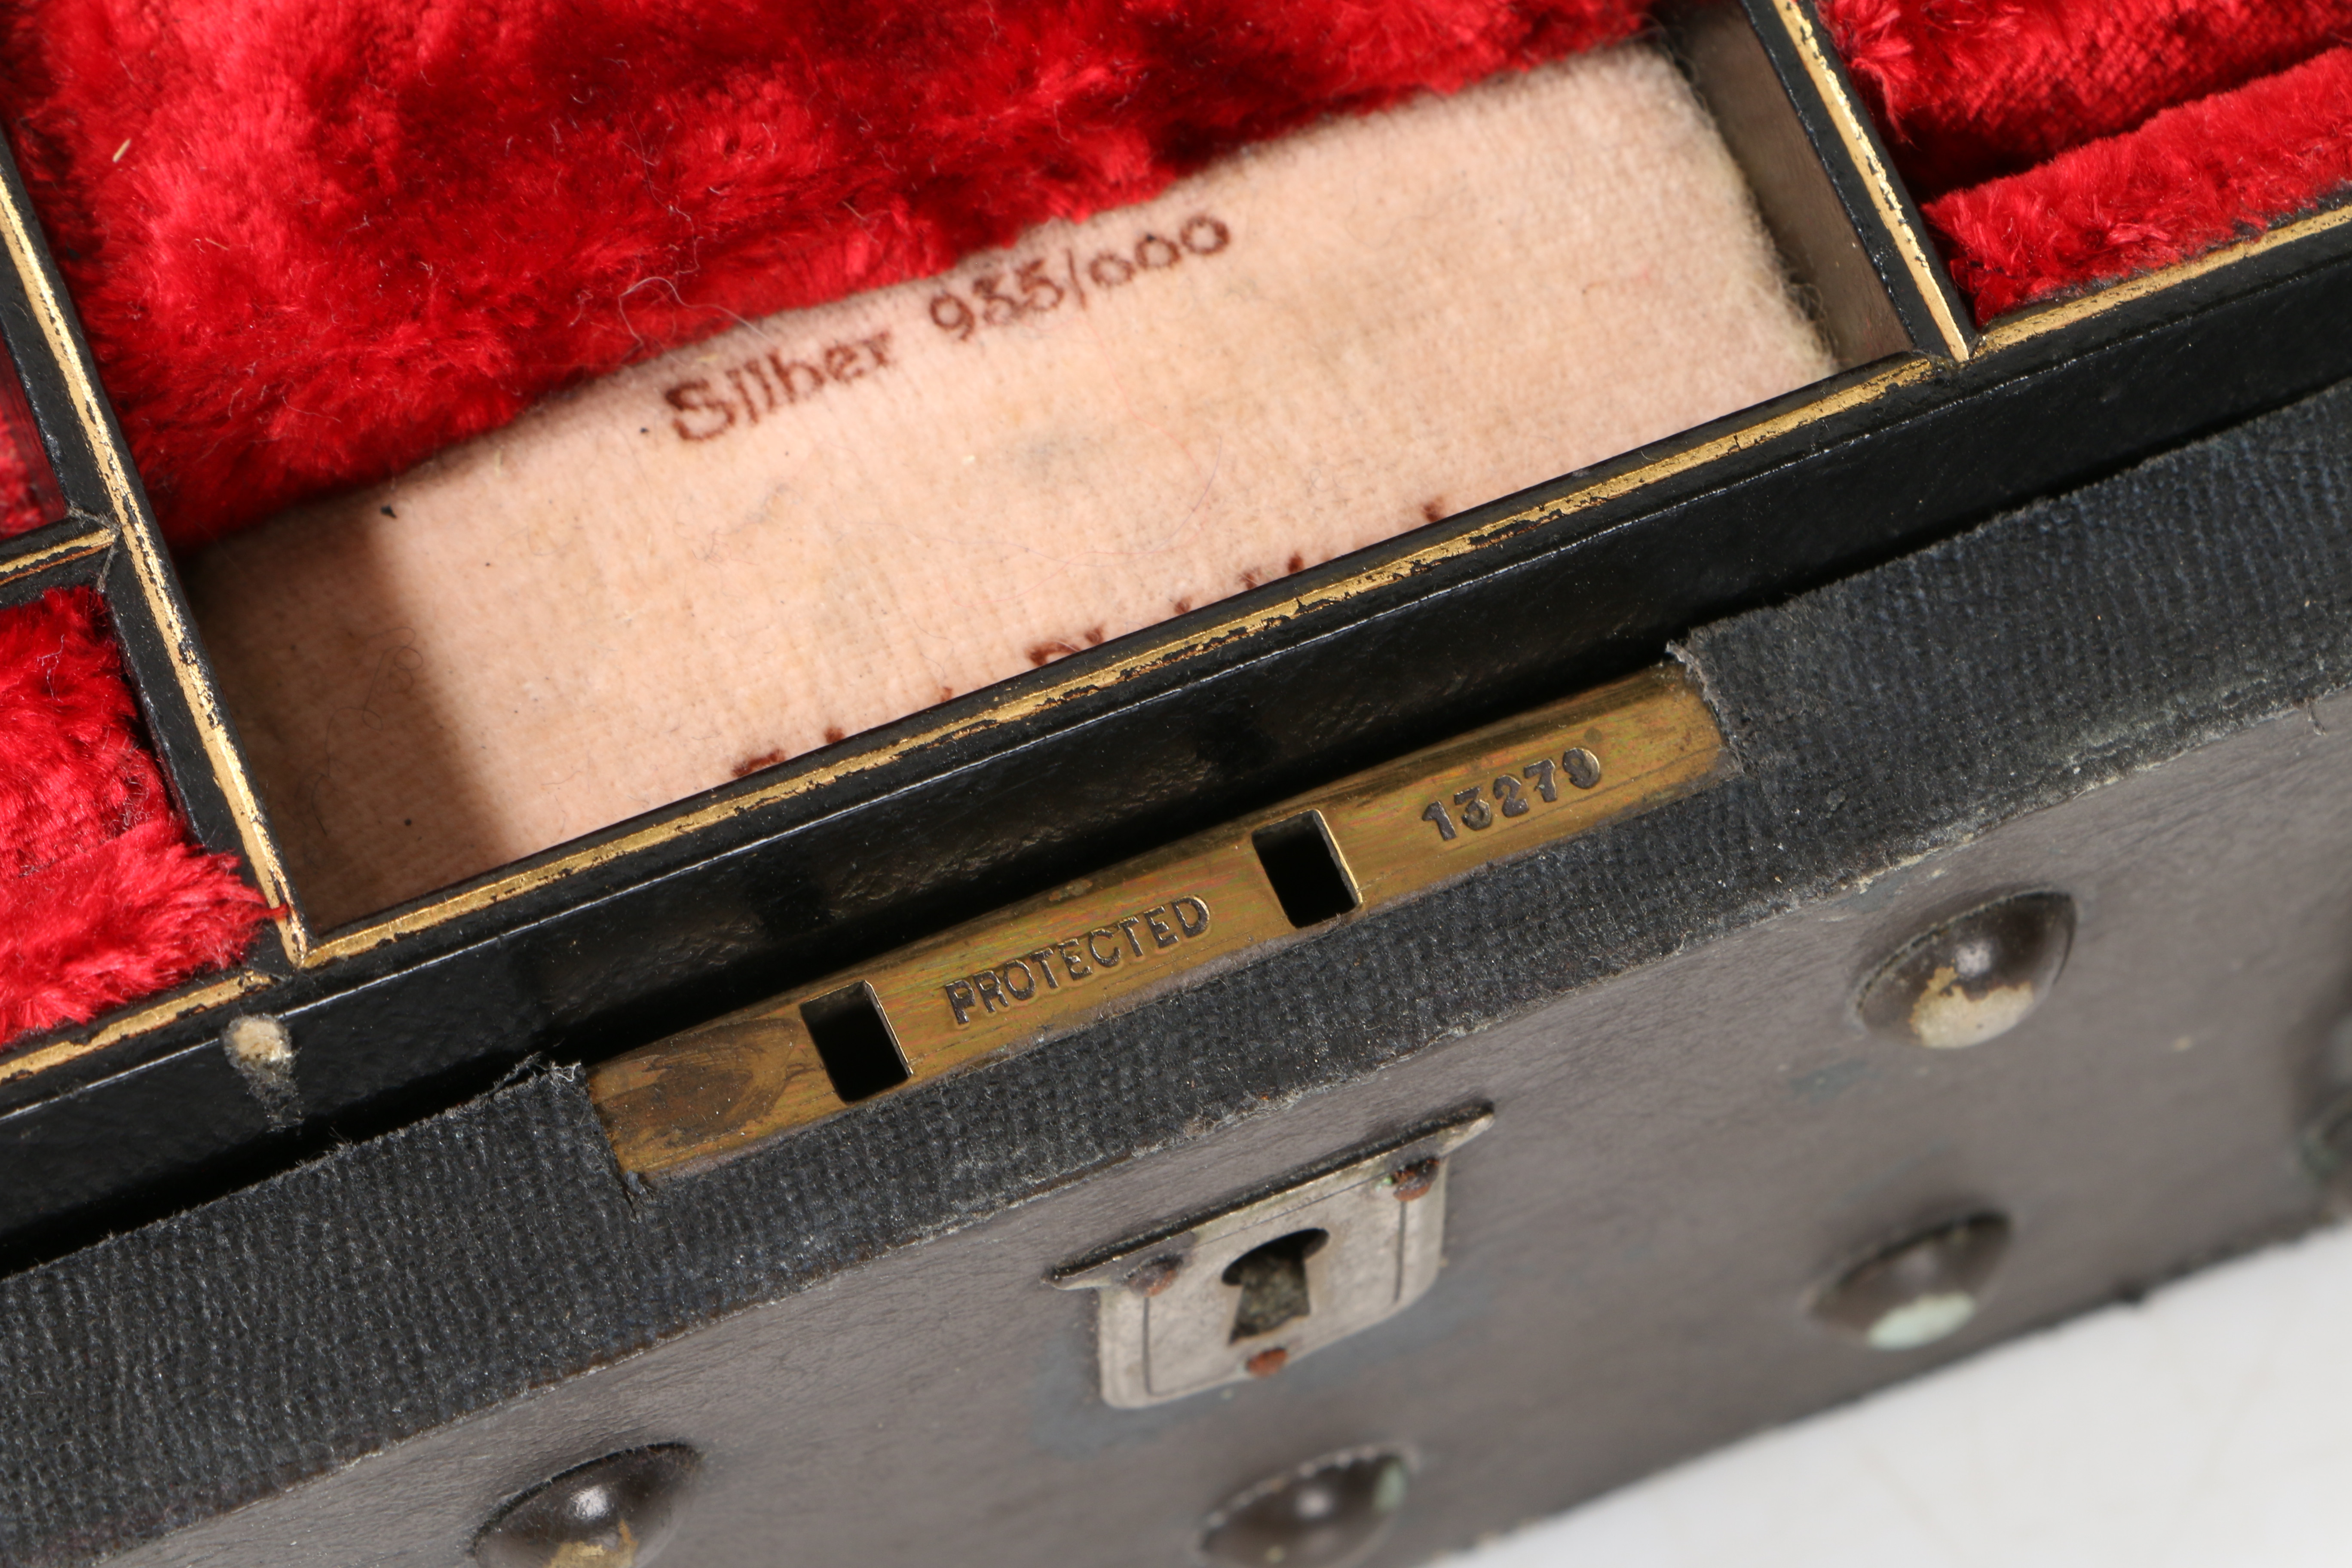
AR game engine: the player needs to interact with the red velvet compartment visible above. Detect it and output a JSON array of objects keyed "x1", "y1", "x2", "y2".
[
  {"x1": 0, "y1": 373, "x2": 60, "y2": 538},
  {"x1": 0, "y1": 588, "x2": 265, "y2": 1046},
  {"x1": 1820, "y1": 0, "x2": 2352, "y2": 322},
  {"x1": 0, "y1": 0, "x2": 1651, "y2": 551}
]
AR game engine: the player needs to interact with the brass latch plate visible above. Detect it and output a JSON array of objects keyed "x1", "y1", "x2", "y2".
[{"x1": 592, "y1": 665, "x2": 1727, "y2": 1175}]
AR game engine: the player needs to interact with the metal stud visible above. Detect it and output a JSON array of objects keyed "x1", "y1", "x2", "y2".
[
  {"x1": 1812, "y1": 1213, "x2": 2011, "y2": 1351},
  {"x1": 1200, "y1": 1448, "x2": 1412, "y2": 1568},
  {"x1": 475, "y1": 1446, "x2": 699, "y2": 1568},
  {"x1": 1857, "y1": 892, "x2": 2075, "y2": 1049},
  {"x1": 2301, "y1": 1092, "x2": 2352, "y2": 1216}
]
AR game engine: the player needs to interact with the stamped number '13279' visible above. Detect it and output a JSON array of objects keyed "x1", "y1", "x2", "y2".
[{"x1": 1419, "y1": 746, "x2": 1603, "y2": 842}]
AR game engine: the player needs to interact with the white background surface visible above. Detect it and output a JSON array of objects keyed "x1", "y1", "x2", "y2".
[{"x1": 1441, "y1": 1220, "x2": 2352, "y2": 1567}]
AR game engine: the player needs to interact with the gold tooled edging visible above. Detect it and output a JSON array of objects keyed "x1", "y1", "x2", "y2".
[
  {"x1": 0, "y1": 970, "x2": 276, "y2": 1087},
  {"x1": 1979, "y1": 202, "x2": 2352, "y2": 355},
  {"x1": 1761, "y1": 0, "x2": 1972, "y2": 361},
  {"x1": 0, "y1": 526, "x2": 109, "y2": 586},
  {"x1": 0, "y1": 171, "x2": 306, "y2": 963},
  {"x1": 305, "y1": 361, "x2": 1925, "y2": 967}
]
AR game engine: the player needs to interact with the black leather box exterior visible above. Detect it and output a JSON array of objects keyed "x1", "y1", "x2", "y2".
[{"x1": 6, "y1": 375, "x2": 2350, "y2": 1566}]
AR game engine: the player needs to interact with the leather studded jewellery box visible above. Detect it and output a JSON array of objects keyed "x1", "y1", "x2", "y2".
[{"x1": 3, "y1": 1, "x2": 2352, "y2": 1562}]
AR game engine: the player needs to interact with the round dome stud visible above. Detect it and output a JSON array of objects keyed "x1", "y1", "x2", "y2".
[
  {"x1": 1812, "y1": 1214, "x2": 2012, "y2": 1351},
  {"x1": 1200, "y1": 1448, "x2": 1412, "y2": 1568},
  {"x1": 474, "y1": 1446, "x2": 699, "y2": 1568},
  {"x1": 2301, "y1": 1092, "x2": 2352, "y2": 1217},
  {"x1": 1857, "y1": 893, "x2": 2075, "y2": 1049}
]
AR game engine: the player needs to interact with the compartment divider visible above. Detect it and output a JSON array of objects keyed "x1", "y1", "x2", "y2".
[
  {"x1": 1728, "y1": 0, "x2": 1978, "y2": 360},
  {"x1": 0, "y1": 135, "x2": 306, "y2": 969}
]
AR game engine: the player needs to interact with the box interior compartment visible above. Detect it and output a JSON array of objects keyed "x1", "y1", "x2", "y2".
[
  {"x1": 0, "y1": 585, "x2": 265, "y2": 1047},
  {"x1": 1813, "y1": 0, "x2": 2352, "y2": 321},
  {"x1": 172, "y1": 31, "x2": 1881, "y2": 931},
  {"x1": 0, "y1": 340, "x2": 60, "y2": 542}
]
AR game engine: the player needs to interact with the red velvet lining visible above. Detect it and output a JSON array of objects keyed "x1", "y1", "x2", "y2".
[
  {"x1": 0, "y1": 0, "x2": 1651, "y2": 551},
  {"x1": 0, "y1": 588, "x2": 266, "y2": 1045},
  {"x1": 1929, "y1": 45, "x2": 2352, "y2": 322},
  {"x1": 1819, "y1": 0, "x2": 2351, "y2": 202},
  {"x1": 1820, "y1": 0, "x2": 2352, "y2": 322}
]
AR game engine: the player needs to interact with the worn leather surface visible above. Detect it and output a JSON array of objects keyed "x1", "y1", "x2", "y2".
[{"x1": 3, "y1": 377, "x2": 2349, "y2": 1563}]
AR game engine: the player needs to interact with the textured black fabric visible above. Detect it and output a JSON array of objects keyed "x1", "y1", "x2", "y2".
[{"x1": 3, "y1": 381, "x2": 2350, "y2": 1562}]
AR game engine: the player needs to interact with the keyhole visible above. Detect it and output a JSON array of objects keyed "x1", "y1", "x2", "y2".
[{"x1": 1223, "y1": 1228, "x2": 1329, "y2": 1341}]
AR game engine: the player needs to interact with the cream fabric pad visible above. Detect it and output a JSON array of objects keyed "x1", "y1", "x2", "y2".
[{"x1": 187, "y1": 43, "x2": 1833, "y2": 926}]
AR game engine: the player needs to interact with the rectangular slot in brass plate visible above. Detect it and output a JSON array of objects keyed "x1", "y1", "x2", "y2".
[
  {"x1": 1251, "y1": 811, "x2": 1360, "y2": 929},
  {"x1": 800, "y1": 982, "x2": 910, "y2": 1104},
  {"x1": 591, "y1": 664, "x2": 1730, "y2": 1176}
]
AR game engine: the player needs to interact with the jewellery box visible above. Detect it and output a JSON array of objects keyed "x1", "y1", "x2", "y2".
[{"x1": 1, "y1": 0, "x2": 2349, "y2": 1561}]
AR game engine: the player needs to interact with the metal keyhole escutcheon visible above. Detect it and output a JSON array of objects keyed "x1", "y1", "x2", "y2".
[{"x1": 1225, "y1": 1228, "x2": 1329, "y2": 1341}]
